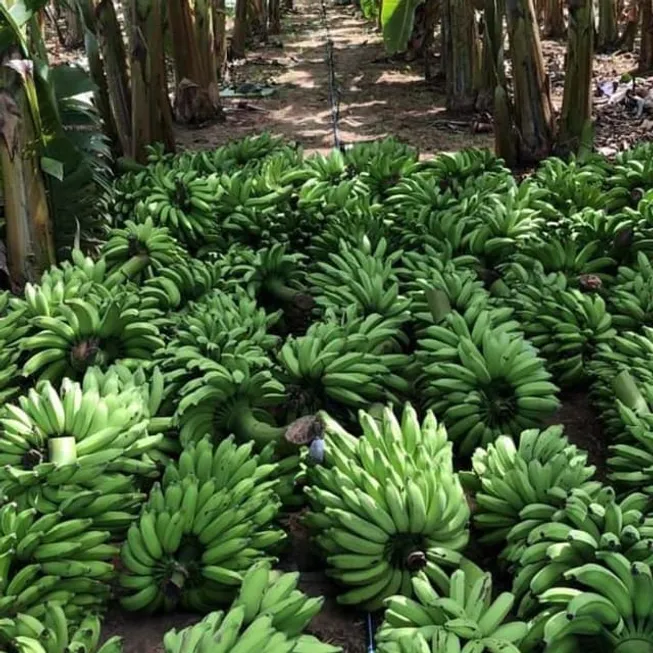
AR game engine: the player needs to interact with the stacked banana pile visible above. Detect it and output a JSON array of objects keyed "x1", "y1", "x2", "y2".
[
  {"x1": 0, "y1": 502, "x2": 117, "y2": 621},
  {"x1": 376, "y1": 568, "x2": 528, "y2": 653},
  {"x1": 0, "y1": 605, "x2": 122, "y2": 653},
  {"x1": 470, "y1": 426, "x2": 599, "y2": 546},
  {"x1": 163, "y1": 562, "x2": 340, "y2": 653},
  {"x1": 304, "y1": 404, "x2": 470, "y2": 610},
  {"x1": 119, "y1": 436, "x2": 286, "y2": 612},
  {"x1": 2, "y1": 132, "x2": 653, "y2": 651}
]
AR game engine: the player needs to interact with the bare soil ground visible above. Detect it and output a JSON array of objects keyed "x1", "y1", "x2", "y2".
[
  {"x1": 176, "y1": 2, "x2": 495, "y2": 156},
  {"x1": 175, "y1": 1, "x2": 653, "y2": 158}
]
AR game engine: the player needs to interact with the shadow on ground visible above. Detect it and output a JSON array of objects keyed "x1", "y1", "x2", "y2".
[{"x1": 176, "y1": 1, "x2": 493, "y2": 157}]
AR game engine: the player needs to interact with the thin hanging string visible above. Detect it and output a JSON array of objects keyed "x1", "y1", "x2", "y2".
[{"x1": 317, "y1": 0, "x2": 342, "y2": 150}]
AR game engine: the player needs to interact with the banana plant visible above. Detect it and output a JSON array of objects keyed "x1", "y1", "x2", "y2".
[
  {"x1": 0, "y1": 0, "x2": 56, "y2": 285},
  {"x1": 1, "y1": 0, "x2": 112, "y2": 279},
  {"x1": 381, "y1": 0, "x2": 423, "y2": 54}
]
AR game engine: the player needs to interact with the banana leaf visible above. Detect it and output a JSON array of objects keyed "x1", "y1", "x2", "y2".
[{"x1": 381, "y1": 0, "x2": 424, "y2": 54}]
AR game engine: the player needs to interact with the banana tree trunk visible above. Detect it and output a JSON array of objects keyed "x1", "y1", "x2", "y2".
[
  {"x1": 421, "y1": 0, "x2": 440, "y2": 80},
  {"x1": 82, "y1": 23, "x2": 121, "y2": 155},
  {"x1": 505, "y1": 0, "x2": 555, "y2": 162},
  {"x1": 232, "y1": 0, "x2": 249, "y2": 58},
  {"x1": 494, "y1": 83, "x2": 518, "y2": 165},
  {"x1": 543, "y1": 0, "x2": 565, "y2": 37},
  {"x1": 213, "y1": 0, "x2": 228, "y2": 79},
  {"x1": 94, "y1": 0, "x2": 132, "y2": 156},
  {"x1": 0, "y1": 61, "x2": 55, "y2": 286},
  {"x1": 269, "y1": 0, "x2": 281, "y2": 34},
  {"x1": 64, "y1": 3, "x2": 84, "y2": 48},
  {"x1": 597, "y1": 0, "x2": 618, "y2": 49},
  {"x1": 130, "y1": 0, "x2": 176, "y2": 162},
  {"x1": 477, "y1": 0, "x2": 505, "y2": 110},
  {"x1": 249, "y1": 0, "x2": 268, "y2": 42},
  {"x1": 442, "y1": 0, "x2": 478, "y2": 111},
  {"x1": 557, "y1": 0, "x2": 593, "y2": 154},
  {"x1": 196, "y1": 0, "x2": 218, "y2": 83},
  {"x1": 640, "y1": 0, "x2": 653, "y2": 70},
  {"x1": 168, "y1": 0, "x2": 221, "y2": 123},
  {"x1": 618, "y1": 1, "x2": 639, "y2": 49}
]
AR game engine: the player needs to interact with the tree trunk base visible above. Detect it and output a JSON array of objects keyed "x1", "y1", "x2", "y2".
[
  {"x1": 63, "y1": 7, "x2": 84, "y2": 49},
  {"x1": 174, "y1": 78, "x2": 224, "y2": 125}
]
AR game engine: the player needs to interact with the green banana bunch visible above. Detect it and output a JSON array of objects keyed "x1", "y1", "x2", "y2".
[
  {"x1": 119, "y1": 438, "x2": 285, "y2": 613},
  {"x1": 604, "y1": 372, "x2": 653, "y2": 495},
  {"x1": 307, "y1": 205, "x2": 388, "y2": 264},
  {"x1": 533, "y1": 155, "x2": 612, "y2": 215},
  {"x1": 344, "y1": 140, "x2": 417, "y2": 200},
  {"x1": 508, "y1": 486, "x2": 653, "y2": 617},
  {"x1": 80, "y1": 362, "x2": 167, "y2": 418},
  {"x1": 510, "y1": 281, "x2": 615, "y2": 386},
  {"x1": 376, "y1": 567, "x2": 529, "y2": 653},
  {"x1": 344, "y1": 136, "x2": 417, "y2": 172},
  {"x1": 537, "y1": 555, "x2": 653, "y2": 652},
  {"x1": 297, "y1": 177, "x2": 369, "y2": 222},
  {"x1": 0, "y1": 604, "x2": 123, "y2": 653},
  {"x1": 0, "y1": 294, "x2": 25, "y2": 404},
  {"x1": 394, "y1": 195, "x2": 477, "y2": 257},
  {"x1": 257, "y1": 147, "x2": 309, "y2": 191},
  {"x1": 139, "y1": 163, "x2": 219, "y2": 247},
  {"x1": 515, "y1": 238, "x2": 616, "y2": 282},
  {"x1": 159, "y1": 303, "x2": 277, "y2": 416},
  {"x1": 137, "y1": 256, "x2": 225, "y2": 316},
  {"x1": 80, "y1": 363, "x2": 178, "y2": 466},
  {"x1": 305, "y1": 404, "x2": 470, "y2": 610},
  {"x1": 0, "y1": 502, "x2": 118, "y2": 620},
  {"x1": 471, "y1": 426, "x2": 599, "y2": 546},
  {"x1": 164, "y1": 596, "x2": 339, "y2": 653},
  {"x1": 1, "y1": 253, "x2": 115, "y2": 379},
  {"x1": 419, "y1": 326, "x2": 559, "y2": 456},
  {"x1": 561, "y1": 207, "x2": 636, "y2": 266},
  {"x1": 499, "y1": 258, "x2": 567, "y2": 299},
  {"x1": 175, "y1": 356, "x2": 290, "y2": 447},
  {"x1": 308, "y1": 238, "x2": 412, "y2": 319},
  {"x1": 221, "y1": 133, "x2": 290, "y2": 170},
  {"x1": 607, "y1": 251, "x2": 653, "y2": 330},
  {"x1": 418, "y1": 148, "x2": 511, "y2": 193},
  {"x1": 109, "y1": 167, "x2": 152, "y2": 224},
  {"x1": 385, "y1": 172, "x2": 459, "y2": 228},
  {"x1": 608, "y1": 142, "x2": 653, "y2": 202},
  {"x1": 166, "y1": 433, "x2": 303, "y2": 509},
  {"x1": 302, "y1": 149, "x2": 348, "y2": 183},
  {"x1": 100, "y1": 217, "x2": 186, "y2": 284},
  {"x1": 176, "y1": 288, "x2": 281, "y2": 352},
  {"x1": 10, "y1": 259, "x2": 109, "y2": 322},
  {"x1": 464, "y1": 190, "x2": 544, "y2": 269},
  {"x1": 277, "y1": 311, "x2": 410, "y2": 420},
  {"x1": 400, "y1": 248, "x2": 480, "y2": 295},
  {"x1": 409, "y1": 273, "x2": 520, "y2": 343},
  {"x1": 0, "y1": 370, "x2": 161, "y2": 509},
  {"x1": 211, "y1": 169, "x2": 292, "y2": 248},
  {"x1": 163, "y1": 612, "x2": 296, "y2": 653},
  {"x1": 0, "y1": 339, "x2": 21, "y2": 407},
  {"x1": 588, "y1": 331, "x2": 653, "y2": 440},
  {"x1": 229, "y1": 243, "x2": 312, "y2": 309},
  {"x1": 229, "y1": 561, "x2": 336, "y2": 644},
  {"x1": 19, "y1": 290, "x2": 165, "y2": 383}
]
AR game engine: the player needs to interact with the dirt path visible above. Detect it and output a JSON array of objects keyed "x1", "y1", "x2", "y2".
[{"x1": 176, "y1": 0, "x2": 493, "y2": 157}]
